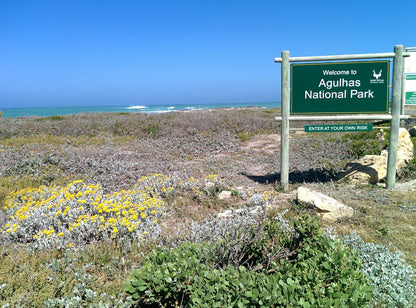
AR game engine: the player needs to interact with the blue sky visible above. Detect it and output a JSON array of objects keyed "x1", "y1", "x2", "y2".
[{"x1": 1, "y1": 0, "x2": 415, "y2": 108}]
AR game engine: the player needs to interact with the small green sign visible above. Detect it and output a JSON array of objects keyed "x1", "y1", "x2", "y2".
[
  {"x1": 305, "y1": 124, "x2": 373, "y2": 133},
  {"x1": 405, "y1": 74, "x2": 416, "y2": 105},
  {"x1": 406, "y1": 91, "x2": 416, "y2": 105},
  {"x1": 291, "y1": 61, "x2": 390, "y2": 114}
]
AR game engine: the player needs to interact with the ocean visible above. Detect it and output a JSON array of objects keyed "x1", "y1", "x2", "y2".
[{"x1": 0, "y1": 102, "x2": 280, "y2": 118}]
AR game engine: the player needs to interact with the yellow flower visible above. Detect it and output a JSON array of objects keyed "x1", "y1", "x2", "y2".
[
  {"x1": 58, "y1": 232, "x2": 63, "y2": 237},
  {"x1": 71, "y1": 180, "x2": 83, "y2": 185}
]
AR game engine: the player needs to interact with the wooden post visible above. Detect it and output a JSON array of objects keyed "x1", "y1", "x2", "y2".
[
  {"x1": 280, "y1": 51, "x2": 290, "y2": 191},
  {"x1": 386, "y1": 45, "x2": 404, "y2": 189}
]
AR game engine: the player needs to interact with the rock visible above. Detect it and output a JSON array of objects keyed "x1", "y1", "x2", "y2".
[
  {"x1": 381, "y1": 128, "x2": 413, "y2": 169},
  {"x1": 217, "y1": 209, "x2": 233, "y2": 218},
  {"x1": 396, "y1": 128, "x2": 414, "y2": 168},
  {"x1": 339, "y1": 155, "x2": 387, "y2": 184},
  {"x1": 297, "y1": 187, "x2": 354, "y2": 222},
  {"x1": 218, "y1": 190, "x2": 232, "y2": 200},
  {"x1": 338, "y1": 128, "x2": 414, "y2": 184},
  {"x1": 249, "y1": 206, "x2": 262, "y2": 214},
  {"x1": 216, "y1": 206, "x2": 262, "y2": 218}
]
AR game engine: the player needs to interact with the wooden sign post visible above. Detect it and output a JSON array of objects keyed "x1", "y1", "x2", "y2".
[{"x1": 275, "y1": 45, "x2": 409, "y2": 191}]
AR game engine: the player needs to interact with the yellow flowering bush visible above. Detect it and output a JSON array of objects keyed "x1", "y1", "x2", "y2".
[
  {"x1": 136, "y1": 173, "x2": 226, "y2": 200},
  {"x1": 0, "y1": 173, "x2": 228, "y2": 249},
  {"x1": 188, "y1": 174, "x2": 226, "y2": 201},
  {"x1": 136, "y1": 173, "x2": 175, "y2": 198},
  {"x1": 247, "y1": 191, "x2": 278, "y2": 207},
  {"x1": 1, "y1": 179, "x2": 166, "y2": 249}
]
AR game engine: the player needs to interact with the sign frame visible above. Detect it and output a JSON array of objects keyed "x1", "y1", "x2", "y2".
[{"x1": 275, "y1": 45, "x2": 407, "y2": 191}]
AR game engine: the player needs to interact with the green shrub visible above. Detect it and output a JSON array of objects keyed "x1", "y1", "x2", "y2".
[
  {"x1": 143, "y1": 124, "x2": 160, "y2": 136},
  {"x1": 397, "y1": 157, "x2": 416, "y2": 181},
  {"x1": 124, "y1": 215, "x2": 373, "y2": 307},
  {"x1": 236, "y1": 132, "x2": 255, "y2": 142},
  {"x1": 398, "y1": 136, "x2": 416, "y2": 180},
  {"x1": 34, "y1": 115, "x2": 66, "y2": 122},
  {"x1": 342, "y1": 131, "x2": 388, "y2": 158}
]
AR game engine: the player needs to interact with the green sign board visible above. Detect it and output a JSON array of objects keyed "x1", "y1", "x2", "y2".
[
  {"x1": 405, "y1": 74, "x2": 416, "y2": 105},
  {"x1": 291, "y1": 61, "x2": 390, "y2": 114},
  {"x1": 305, "y1": 124, "x2": 373, "y2": 133}
]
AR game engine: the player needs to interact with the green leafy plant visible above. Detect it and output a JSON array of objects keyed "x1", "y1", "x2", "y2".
[{"x1": 124, "y1": 215, "x2": 373, "y2": 307}]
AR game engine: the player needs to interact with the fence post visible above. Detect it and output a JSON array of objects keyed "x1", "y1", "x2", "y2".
[
  {"x1": 280, "y1": 50, "x2": 290, "y2": 191},
  {"x1": 386, "y1": 45, "x2": 404, "y2": 189}
]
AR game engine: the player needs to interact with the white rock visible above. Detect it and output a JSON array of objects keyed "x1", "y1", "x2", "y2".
[
  {"x1": 218, "y1": 190, "x2": 232, "y2": 200},
  {"x1": 249, "y1": 206, "x2": 262, "y2": 214},
  {"x1": 396, "y1": 128, "x2": 414, "y2": 169},
  {"x1": 217, "y1": 209, "x2": 233, "y2": 218},
  {"x1": 297, "y1": 187, "x2": 354, "y2": 222}
]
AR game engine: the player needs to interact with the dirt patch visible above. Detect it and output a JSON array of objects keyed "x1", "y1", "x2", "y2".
[{"x1": 241, "y1": 134, "x2": 281, "y2": 154}]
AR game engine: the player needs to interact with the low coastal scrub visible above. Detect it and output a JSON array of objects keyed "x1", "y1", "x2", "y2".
[
  {"x1": 0, "y1": 174, "x2": 226, "y2": 306},
  {"x1": 1, "y1": 173, "x2": 415, "y2": 307},
  {"x1": 1, "y1": 110, "x2": 416, "y2": 307},
  {"x1": 0, "y1": 108, "x2": 280, "y2": 139},
  {"x1": 342, "y1": 232, "x2": 416, "y2": 307}
]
